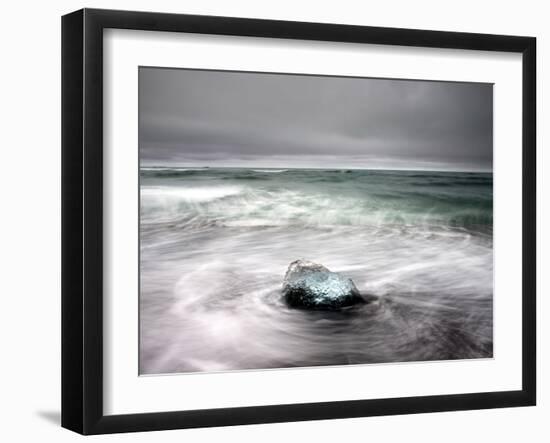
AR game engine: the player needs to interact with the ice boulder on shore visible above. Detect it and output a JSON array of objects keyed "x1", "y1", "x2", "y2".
[{"x1": 282, "y1": 260, "x2": 364, "y2": 309}]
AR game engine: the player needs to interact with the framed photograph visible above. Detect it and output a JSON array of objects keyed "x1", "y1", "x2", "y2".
[{"x1": 61, "y1": 8, "x2": 536, "y2": 435}]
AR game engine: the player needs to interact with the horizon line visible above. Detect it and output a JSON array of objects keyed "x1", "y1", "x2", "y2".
[{"x1": 139, "y1": 165, "x2": 493, "y2": 173}]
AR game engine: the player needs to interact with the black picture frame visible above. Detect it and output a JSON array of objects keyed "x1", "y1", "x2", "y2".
[{"x1": 61, "y1": 8, "x2": 536, "y2": 435}]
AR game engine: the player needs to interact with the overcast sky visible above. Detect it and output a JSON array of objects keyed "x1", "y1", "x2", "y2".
[{"x1": 139, "y1": 67, "x2": 492, "y2": 171}]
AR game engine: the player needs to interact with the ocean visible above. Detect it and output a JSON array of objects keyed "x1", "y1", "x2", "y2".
[{"x1": 139, "y1": 167, "x2": 493, "y2": 374}]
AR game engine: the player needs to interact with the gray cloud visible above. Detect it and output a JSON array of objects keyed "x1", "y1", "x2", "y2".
[{"x1": 139, "y1": 67, "x2": 492, "y2": 171}]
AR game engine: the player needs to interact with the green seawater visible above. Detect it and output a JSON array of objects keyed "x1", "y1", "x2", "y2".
[
  {"x1": 139, "y1": 168, "x2": 493, "y2": 375},
  {"x1": 140, "y1": 167, "x2": 492, "y2": 230}
]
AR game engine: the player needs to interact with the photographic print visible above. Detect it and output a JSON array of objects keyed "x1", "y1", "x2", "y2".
[{"x1": 139, "y1": 67, "x2": 493, "y2": 375}]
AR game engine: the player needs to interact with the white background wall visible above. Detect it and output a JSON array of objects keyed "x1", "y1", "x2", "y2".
[{"x1": 0, "y1": 0, "x2": 546, "y2": 441}]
